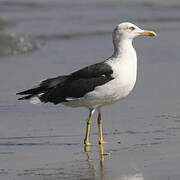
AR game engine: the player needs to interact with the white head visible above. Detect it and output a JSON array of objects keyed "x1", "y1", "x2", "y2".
[
  {"x1": 113, "y1": 22, "x2": 156, "y2": 41},
  {"x1": 112, "y1": 22, "x2": 156, "y2": 56}
]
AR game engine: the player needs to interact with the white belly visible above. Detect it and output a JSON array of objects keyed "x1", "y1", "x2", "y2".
[{"x1": 84, "y1": 74, "x2": 136, "y2": 107}]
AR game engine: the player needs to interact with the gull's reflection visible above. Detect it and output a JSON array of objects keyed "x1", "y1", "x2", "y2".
[
  {"x1": 119, "y1": 173, "x2": 144, "y2": 180},
  {"x1": 99, "y1": 144, "x2": 105, "y2": 180},
  {"x1": 84, "y1": 145, "x2": 144, "y2": 180},
  {"x1": 84, "y1": 144, "x2": 108, "y2": 180},
  {"x1": 84, "y1": 145, "x2": 95, "y2": 178}
]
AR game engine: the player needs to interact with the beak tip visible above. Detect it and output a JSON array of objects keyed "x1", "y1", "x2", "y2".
[
  {"x1": 140, "y1": 30, "x2": 157, "y2": 37},
  {"x1": 151, "y1": 32, "x2": 157, "y2": 37}
]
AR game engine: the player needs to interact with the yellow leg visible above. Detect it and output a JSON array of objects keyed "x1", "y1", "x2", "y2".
[
  {"x1": 84, "y1": 109, "x2": 94, "y2": 145},
  {"x1": 97, "y1": 109, "x2": 108, "y2": 144},
  {"x1": 99, "y1": 144, "x2": 104, "y2": 165}
]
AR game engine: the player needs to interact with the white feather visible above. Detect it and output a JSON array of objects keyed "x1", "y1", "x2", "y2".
[
  {"x1": 66, "y1": 97, "x2": 77, "y2": 101},
  {"x1": 30, "y1": 96, "x2": 41, "y2": 104}
]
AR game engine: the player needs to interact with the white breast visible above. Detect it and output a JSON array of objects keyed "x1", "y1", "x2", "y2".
[{"x1": 82, "y1": 55, "x2": 137, "y2": 108}]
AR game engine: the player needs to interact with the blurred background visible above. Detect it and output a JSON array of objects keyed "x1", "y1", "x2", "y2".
[{"x1": 0, "y1": 0, "x2": 180, "y2": 180}]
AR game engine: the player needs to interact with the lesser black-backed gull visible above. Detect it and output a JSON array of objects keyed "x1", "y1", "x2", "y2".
[{"x1": 17, "y1": 22, "x2": 156, "y2": 145}]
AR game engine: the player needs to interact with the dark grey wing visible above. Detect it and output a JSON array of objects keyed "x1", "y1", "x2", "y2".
[
  {"x1": 40, "y1": 75, "x2": 113, "y2": 104},
  {"x1": 40, "y1": 62, "x2": 114, "y2": 104},
  {"x1": 70, "y1": 62, "x2": 113, "y2": 79},
  {"x1": 17, "y1": 62, "x2": 114, "y2": 104}
]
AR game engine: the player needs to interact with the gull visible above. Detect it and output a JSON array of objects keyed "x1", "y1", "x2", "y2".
[{"x1": 17, "y1": 22, "x2": 156, "y2": 145}]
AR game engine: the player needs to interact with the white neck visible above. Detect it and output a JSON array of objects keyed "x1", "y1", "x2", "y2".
[
  {"x1": 108, "y1": 36, "x2": 137, "y2": 91},
  {"x1": 109, "y1": 35, "x2": 137, "y2": 84},
  {"x1": 112, "y1": 37, "x2": 135, "y2": 59}
]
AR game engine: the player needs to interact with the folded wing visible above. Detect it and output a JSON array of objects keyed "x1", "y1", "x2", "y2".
[{"x1": 17, "y1": 62, "x2": 114, "y2": 104}]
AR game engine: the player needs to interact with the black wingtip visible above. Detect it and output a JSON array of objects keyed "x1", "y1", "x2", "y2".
[
  {"x1": 16, "y1": 92, "x2": 22, "y2": 95},
  {"x1": 17, "y1": 94, "x2": 34, "y2": 100},
  {"x1": 16, "y1": 90, "x2": 28, "y2": 95},
  {"x1": 17, "y1": 97, "x2": 24, "y2": 100},
  {"x1": 16, "y1": 88, "x2": 36, "y2": 95}
]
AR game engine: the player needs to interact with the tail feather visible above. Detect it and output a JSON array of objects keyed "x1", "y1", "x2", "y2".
[{"x1": 17, "y1": 75, "x2": 69, "y2": 103}]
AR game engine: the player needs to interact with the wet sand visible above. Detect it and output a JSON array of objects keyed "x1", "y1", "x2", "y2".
[{"x1": 0, "y1": 0, "x2": 180, "y2": 179}]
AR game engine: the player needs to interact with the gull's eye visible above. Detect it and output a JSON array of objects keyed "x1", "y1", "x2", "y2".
[{"x1": 129, "y1": 26, "x2": 135, "y2": 31}]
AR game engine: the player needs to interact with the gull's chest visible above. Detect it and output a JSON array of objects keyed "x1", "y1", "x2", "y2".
[
  {"x1": 86, "y1": 58, "x2": 137, "y2": 106},
  {"x1": 109, "y1": 57, "x2": 137, "y2": 90}
]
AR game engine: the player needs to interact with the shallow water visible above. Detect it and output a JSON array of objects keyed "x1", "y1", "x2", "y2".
[{"x1": 0, "y1": 0, "x2": 180, "y2": 179}]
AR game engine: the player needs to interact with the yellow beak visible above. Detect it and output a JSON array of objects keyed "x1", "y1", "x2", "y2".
[{"x1": 140, "y1": 30, "x2": 157, "y2": 37}]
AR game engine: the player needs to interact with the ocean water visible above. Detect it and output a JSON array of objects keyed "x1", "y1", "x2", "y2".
[{"x1": 0, "y1": 0, "x2": 180, "y2": 179}]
